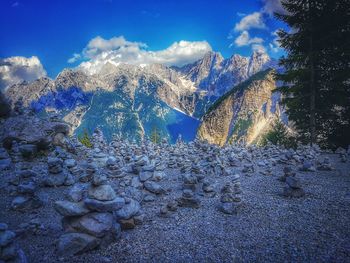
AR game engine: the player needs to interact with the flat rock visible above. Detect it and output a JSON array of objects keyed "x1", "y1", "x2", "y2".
[
  {"x1": 84, "y1": 197, "x2": 125, "y2": 212},
  {"x1": 54, "y1": 201, "x2": 90, "y2": 217},
  {"x1": 57, "y1": 233, "x2": 99, "y2": 256},
  {"x1": 115, "y1": 199, "x2": 140, "y2": 220},
  {"x1": 0, "y1": 230, "x2": 16, "y2": 246},
  {"x1": 144, "y1": 181, "x2": 165, "y2": 195},
  {"x1": 69, "y1": 212, "x2": 114, "y2": 238},
  {"x1": 88, "y1": 185, "x2": 117, "y2": 201}
]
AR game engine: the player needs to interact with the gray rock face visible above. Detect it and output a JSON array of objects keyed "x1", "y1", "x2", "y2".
[
  {"x1": 57, "y1": 232, "x2": 99, "y2": 256},
  {"x1": 197, "y1": 69, "x2": 281, "y2": 146}
]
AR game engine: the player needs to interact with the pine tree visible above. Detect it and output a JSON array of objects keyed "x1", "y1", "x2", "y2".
[
  {"x1": 150, "y1": 126, "x2": 161, "y2": 144},
  {"x1": 275, "y1": 0, "x2": 350, "y2": 148}
]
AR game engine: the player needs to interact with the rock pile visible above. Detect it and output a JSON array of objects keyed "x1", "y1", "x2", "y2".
[
  {"x1": 283, "y1": 176, "x2": 305, "y2": 198},
  {"x1": 177, "y1": 189, "x2": 201, "y2": 208},
  {"x1": 0, "y1": 148, "x2": 11, "y2": 170},
  {"x1": 55, "y1": 173, "x2": 125, "y2": 256},
  {"x1": 44, "y1": 157, "x2": 70, "y2": 187},
  {"x1": 317, "y1": 157, "x2": 334, "y2": 171},
  {"x1": 218, "y1": 174, "x2": 242, "y2": 214},
  {"x1": 0, "y1": 223, "x2": 27, "y2": 262}
]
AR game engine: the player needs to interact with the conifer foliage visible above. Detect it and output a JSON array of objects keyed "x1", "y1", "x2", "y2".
[{"x1": 275, "y1": 0, "x2": 350, "y2": 148}]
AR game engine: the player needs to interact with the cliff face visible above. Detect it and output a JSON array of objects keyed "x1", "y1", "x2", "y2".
[{"x1": 197, "y1": 70, "x2": 283, "y2": 146}]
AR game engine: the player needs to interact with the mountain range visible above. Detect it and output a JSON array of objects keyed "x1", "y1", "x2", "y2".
[{"x1": 5, "y1": 50, "x2": 282, "y2": 144}]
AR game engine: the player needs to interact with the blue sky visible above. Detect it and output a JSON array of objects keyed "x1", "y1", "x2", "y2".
[{"x1": 0, "y1": 0, "x2": 286, "y2": 78}]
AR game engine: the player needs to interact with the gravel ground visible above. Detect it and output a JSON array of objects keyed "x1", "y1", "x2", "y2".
[{"x1": 1, "y1": 153, "x2": 349, "y2": 263}]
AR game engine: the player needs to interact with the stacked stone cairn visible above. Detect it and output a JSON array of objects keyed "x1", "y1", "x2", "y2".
[
  {"x1": 218, "y1": 174, "x2": 242, "y2": 214},
  {"x1": 0, "y1": 223, "x2": 27, "y2": 262},
  {"x1": 278, "y1": 166, "x2": 295, "y2": 182},
  {"x1": 283, "y1": 176, "x2": 305, "y2": 198},
  {"x1": 317, "y1": 157, "x2": 334, "y2": 171},
  {"x1": 44, "y1": 157, "x2": 71, "y2": 187},
  {"x1": 55, "y1": 173, "x2": 126, "y2": 256},
  {"x1": 10, "y1": 163, "x2": 43, "y2": 211},
  {"x1": 0, "y1": 148, "x2": 11, "y2": 170}
]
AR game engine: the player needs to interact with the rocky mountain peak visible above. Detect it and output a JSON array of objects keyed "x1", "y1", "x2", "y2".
[{"x1": 248, "y1": 50, "x2": 271, "y2": 76}]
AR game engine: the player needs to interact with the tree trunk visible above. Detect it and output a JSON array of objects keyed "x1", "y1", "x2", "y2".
[{"x1": 309, "y1": 0, "x2": 316, "y2": 146}]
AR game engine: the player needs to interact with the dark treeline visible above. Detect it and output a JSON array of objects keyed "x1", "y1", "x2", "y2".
[{"x1": 275, "y1": 0, "x2": 350, "y2": 149}]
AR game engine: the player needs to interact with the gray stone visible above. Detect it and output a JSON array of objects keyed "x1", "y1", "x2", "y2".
[
  {"x1": 0, "y1": 230, "x2": 16, "y2": 246},
  {"x1": 64, "y1": 159, "x2": 77, "y2": 168},
  {"x1": 68, "y1": 212, "x2": 114, "y2": 238},
  {"x1": 84, "y1": 197, "x2": 125, "y2": 212},
  {"x1": 92, "y1": 173, "x2": 108, "y2": 186},
  {"x1": 64, "y1": 174, "x2": 76, "y2": 186},
  {"x1": 44, "y1": 172, "x2": 67, "y2": 187},
  {"x1": 139, "y1": 171, "x2": 153, "y2": 182},
  {"x1": 144, "y1": 181, "x2": 165, "y2": 195},
  {"x1": 11, "y1": 196, "x2": 30, "y2": 210},
  {"x1": 115, "y1": 199, "x2": 140, "y2": 220},
  {"x1": 283, "y1": 186, "x2": 305, "y2": 198},
  {"x1": 0, "y1": 223, "x2": 8, "y2": 231},
  {"x1": 17, "y1": 182, "x2": 36, "y2": 195},
  {"x1": 286, "y1": 176, "x2": 302, "y2": 189},
  {"x1": 19, "y1": 144, "x2": 37, "y2": 158},
  {"x1": 0, "y1": 158, "x2": 11, "y2": 170},
  {"x1": 218, "y1": 202, "x2": 241, "y2": 215},
  {"x1": 57, "y1": 233, "x2": 99, "y2": 256},
  {"x1": 67, "y1": 185, "x2": 85, "y2": 202},
  {"x1": 88, "y1": 185, "x2": 117, "y2": 201},
  {"x1": 54, "y1": 201, "x2": 90, "y2": 217},
  {"x1": 1, "y1": 243, "x2": 18, "y2": 260}
]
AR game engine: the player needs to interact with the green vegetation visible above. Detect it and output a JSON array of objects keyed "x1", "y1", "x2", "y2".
[
  {"x1": 260, "y1": 120, "x2": 297, "y2": 149},
  {"x1": 78, "y1": 130, "x2": 93, "y2": 148},
  {"x1": 150, "y1": 126, "x2": 161, "y2": 144},
  {"x1": 231, "y1": 118, "x2": 253, "y2": 141},
  {"x1": 205, "y1": 69, "x2": 273, "y2": 115},
  {"x1": 275, "y1": 0, "x2": 350, "y2": 149}
]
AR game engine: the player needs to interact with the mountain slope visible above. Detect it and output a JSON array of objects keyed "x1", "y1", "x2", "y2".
[
  {"x1": 197, "y1": 69, "x2": 284, "y2": 146},
  {"x1": 4, "y1": 50, "x2": 277, "y2": 143}
]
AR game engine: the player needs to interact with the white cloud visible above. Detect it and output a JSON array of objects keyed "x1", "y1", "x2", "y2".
[
  {"x1": 67, "y1": 53, "x2": 81, "y2": 63},
  {"x1": 269, "y1": 29, "x2": 281, "y2": 52},
  {"x1": 262, "y1": 0, "x2": 286, "y2": 16},
  {"x1": 73, "y1": 36, "x2": 212, "y2": 74},
  {"x1": 252, "y1": 44, "x2": 266, "y2": 53},
  {"x1": 234, "y1": 12, "x2": 266, "y2": 32},
  {"x1": 234, "y1": 31, "x2": 264, "y2": 47},
  {"x1": 0, "y1": 56, "x2": 47, "y2": 91}
]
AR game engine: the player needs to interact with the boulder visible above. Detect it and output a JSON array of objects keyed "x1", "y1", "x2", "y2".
[
  {"x1": 57, "y1": 233, "x2": 99, "y2": 256},
  {"x1": 54, "y1": 201, "x2": 90, "y2": 217}
]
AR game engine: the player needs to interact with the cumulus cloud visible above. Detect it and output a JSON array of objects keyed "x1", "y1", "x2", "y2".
[
  {"x1": 67, "y1": 53, "x2": 81, "y2": 63},
  {"x1": 234, "y1": 12, "x2": 266, "y2": 32},
  {"x1": 233, "y1": 31, "x2": 264, "y2": 47},
  {"x1": 72, "y1": 36, "x2": 212, "y2": 74},
  {"x1": 262, "y1": 0, "x2": 286, "y2": 16},
  {"x1": 269, "y1": 29, "x2": 281, "y2": 52},
  {"x1": 0, "y1": 56, "x2": 47, "y2": 91},
  {"x1": 252, "y1": 44, "x2": 266, "y2": 53}
]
